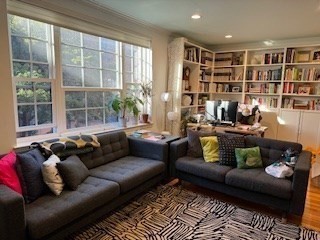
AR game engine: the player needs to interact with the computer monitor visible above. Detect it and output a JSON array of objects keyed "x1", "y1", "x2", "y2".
[{"x1": 205, "y1": 100, "x2": 238, "y2": 125}]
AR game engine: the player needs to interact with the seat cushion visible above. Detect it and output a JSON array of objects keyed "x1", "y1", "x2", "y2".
[
  {"x1": 89, "y1": 156, "x2": 165, "y2": 193},
  {"x1": 225, "y1": 168, "x2": 292, "y2": 199},
  {"x1": 25, "y1": 176, "x2": 120, "y2": 239},
  {"x1": 175, "y1": 157, "x2": 233, "y2": 183}
]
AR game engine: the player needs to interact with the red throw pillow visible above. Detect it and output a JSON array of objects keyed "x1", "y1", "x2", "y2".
[{"x1": 0, "y1": 151, "x2": 22, "y2": 194}]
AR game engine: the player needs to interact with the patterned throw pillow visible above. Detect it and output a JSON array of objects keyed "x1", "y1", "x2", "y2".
[
  {"x1": 200, "y1": 136, "x2": 219, "y2": 162},
  {"x1": 187, "y1": 128, "x2": 216, "y2": 157},
  {"x1": 218, "y1": 135, "x2": 245, "y2": 167},
  {"x1": 42, "y1": 154, "x2": 64, "y2": 195},
  {"x1": 235, "y1": 146, "x2": 263, "y2": 169}
]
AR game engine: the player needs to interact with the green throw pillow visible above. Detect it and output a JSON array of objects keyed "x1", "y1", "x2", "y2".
[
  {"x1": 200, "y1": 136, "x2": 219, "y2": 162},
  {"x1": 235, "y1": 146, "x2": 263, "y2": 169}
]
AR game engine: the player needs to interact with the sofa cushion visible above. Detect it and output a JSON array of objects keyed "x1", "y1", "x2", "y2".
[
  {"x1": 25, "y1": 176, "x2": 120, "y2": 239},
  {"x1": 175, "y1": 156, "x2": 233, "y2": 183},
  {"x1": 16, "y1": 148, "x2": 48, "y2": 203},
  {"x1": 42, "y1": 154, "x2": 64, "y2": 195},
  {"x1": 218, "y1": 135, "x2": 245, "y2": 167},
  {"x1": 0, "y1": 151, "x2": 22, "y2": 194},
  {"x1": 187, "y1": 128, "x2": 216, "y2": 158},
  {"x1": 89, "y1": 156, "x2": 165, "y2": 193},
  {"x1": 200, "y1": 136, "x2": 219, "y2": 162},
  {"x1": 57, "y1": 155, "x2": 89, "y2": 190},
  {"x1": 235, "y1": 146, "x2": 263, "y2": 169},
  {"x1": 79, "y1": 131, "x2": 130, "y2": 169},
  {"x1": 225, "y1": 168, "x2": 292, "y2": 199}
]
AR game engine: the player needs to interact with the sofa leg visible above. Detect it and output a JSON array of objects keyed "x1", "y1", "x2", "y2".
[{"x1": 281, "y1": 212, "x2": 287, "y2": 223}]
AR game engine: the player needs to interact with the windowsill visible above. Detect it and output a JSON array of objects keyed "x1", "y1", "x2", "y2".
[{"x1": 14, "y1": 122, "x2": 153, "y2": 149}]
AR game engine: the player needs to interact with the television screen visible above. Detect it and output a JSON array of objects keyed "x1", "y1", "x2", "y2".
[{"x1": 205, "y1": 100, "x2": 239, "y2": 125}]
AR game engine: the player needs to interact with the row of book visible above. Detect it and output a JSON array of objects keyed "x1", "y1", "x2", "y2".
[
  {"x1": 214, "y1": 53, "x2": 233, "y2": 66},
  {"x1": 286, "y1": 48, "x2": 296, "y2": 63},
  {"x1": 284, "y1": 67, "x2": 320, "y2": 81},
  {"x1": 211, "y1": 83, "x2": 236, "y2": 93},
  {"x1": 246, "y1": 83, "x2": 280, "y2": 94},
  {"x1": 213, "y1": 68, "x2": 234, "y2": 81},
  {"x1": 263, "y1": 52, "x2": 284, "y2": 64},
  {"x1": 200, "y1": 51, "x2": 213, "y2": 66},
  {"x1": 198, "y1": 82, "x2": 210, "y2": 92},
  {"x1": 184, "y1": 47, "x2": 199, "y2": 62},
  {"x1": 246, "y1": 69, "x2": 282, "y2": 81},
  {"x1": 244, "y1": 96, "x2": 278, "y2": 108},
  {"x1": 283, "y1": 82, "x2": 296, "y2": 94},
  {"x1": 282, "y1": 98, "x2": 320, "y2": 110},
  {"x1": 199, "y1": 69, "x2": 212, "y2": 81}
]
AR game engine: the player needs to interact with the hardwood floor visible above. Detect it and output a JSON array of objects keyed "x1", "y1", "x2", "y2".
[{"x1": 169, "y1": 176, "x2": 320, "y2": 232}]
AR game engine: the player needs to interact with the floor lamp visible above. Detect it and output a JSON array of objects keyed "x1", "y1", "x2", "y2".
[{"x1": 161, "y1": 92, "x2": 171, "y2": 135}]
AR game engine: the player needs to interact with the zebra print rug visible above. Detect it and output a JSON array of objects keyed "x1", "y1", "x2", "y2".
[{"x1": 69, "y1": 185, "x2": 320, "y2": 240}]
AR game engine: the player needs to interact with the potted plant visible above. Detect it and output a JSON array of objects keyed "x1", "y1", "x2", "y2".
[
  {"x1": 139, "y1": 81, "x2": 152, "y2": 123},
  {"x1": 109, "y1": 95, "x2": 143, "y2": 127}
]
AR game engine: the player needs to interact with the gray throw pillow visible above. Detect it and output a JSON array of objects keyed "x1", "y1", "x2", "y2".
[
  {"x1": 187, "y1": 128, "x2": 216, "y2": 157},
  {"x1": 57, "y1": 155, "x2": 89, "y2": 190},
  {"x1": 16, "y1": 148, "x2": 47, "y2": 203}
]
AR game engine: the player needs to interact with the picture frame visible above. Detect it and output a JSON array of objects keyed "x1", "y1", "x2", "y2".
[
  {"x1": 297, "y1": 51, "x2": 310, "y2": 63},
  {"x1": 232, "y1": 86, "x2": 240, "y2": 92},
  {"x1": 298, "y1": 86, "x2": 311, "y2": 95},
  {"x1": 312, "y1": 50, "x2": 320, "y2": 62}
]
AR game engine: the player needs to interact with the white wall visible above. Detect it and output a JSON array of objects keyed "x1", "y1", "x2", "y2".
[
  {"x1": 0, "y1": 0, "x2": 16, "y2": 153},
  {"x1": 0, "y1": 0, "x2": 170, "y2": 152}
]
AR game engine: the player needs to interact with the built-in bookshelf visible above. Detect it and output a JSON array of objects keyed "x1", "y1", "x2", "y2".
[{"x1": 168, "y1": 37, "x2": 320, "y2": 136}]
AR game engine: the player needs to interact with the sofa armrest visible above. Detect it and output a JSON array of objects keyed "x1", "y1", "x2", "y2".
[
  {"x1": 0, "y1": 184, "x2": 26, "y2": 240},
  {"x1": 128, "y1": 137, "x2": 168, "y2": 164},
  {"x1": 169, "y1": 138, "x2": 188, "y2": 176},
  {"x1": 290, "y1": 150, "x2": 312, "y2": 216}
]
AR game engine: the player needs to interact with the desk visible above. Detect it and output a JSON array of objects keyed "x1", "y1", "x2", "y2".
[{"x1": 187, "y1": 123, "x2": 268, "y2": 137}]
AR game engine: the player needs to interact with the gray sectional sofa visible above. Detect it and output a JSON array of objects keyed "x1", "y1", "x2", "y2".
[
  {"x1": 0, "y1": 131, "x2": 168, "y2": 240},
  {"x1": 170, "y1": 133, "x2": 312, "y2": 217}
]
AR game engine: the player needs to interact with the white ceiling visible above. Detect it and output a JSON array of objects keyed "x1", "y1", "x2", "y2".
[{"x1": 83, "y1": 0, "x2": 320, "y2": 46}]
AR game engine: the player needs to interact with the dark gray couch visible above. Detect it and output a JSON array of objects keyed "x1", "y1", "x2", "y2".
[
  {"x1": 0, "y1": 131, "x2": 168, "y2": 240},
  {"x1": 170, "y1": 134, "x2": 312, "y2": 217}
]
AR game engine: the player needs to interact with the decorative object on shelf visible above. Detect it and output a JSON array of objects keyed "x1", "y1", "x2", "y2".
[
  {"x1": 298, "y1": 86, "x2": 311, "y2": 95},
  {"x1": 237, "y1": 104, "x2": 262, "y2": 125},
  {"x1": 232, "y1": 86, "x2": 240, "y2": 92},
  {"x1": 297, "y1": 51, "x2": 310, "y2": 63},
  {"x1": 109, "y1": 95, "x2": 143, "y2": 128},
  {"x1": 312, "y1": 49, "x2": 320, "y2": 62},
  {"x1": 182, "y1": 95, "x2": 192, "y2": 106},
  {"x1": 183, "y1": 67, "x2": 190, "y2": 80}
]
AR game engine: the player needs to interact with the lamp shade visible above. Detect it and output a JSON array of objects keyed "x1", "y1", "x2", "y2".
[
  {"x1": 161, "y1": 92, "x2": 170, "y2": 102},
  {"x1": 167, "y1": 111, "x2": 178, "y2": 121}
]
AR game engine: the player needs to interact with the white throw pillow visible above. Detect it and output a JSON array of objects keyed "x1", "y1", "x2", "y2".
[{"x1": 42, "y1": 154, "x2": 64, "y2": 195}]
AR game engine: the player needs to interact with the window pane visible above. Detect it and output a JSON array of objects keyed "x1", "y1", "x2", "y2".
[
  {"x1": 83, "y1": 49, "x2": 100, "y2": 67},
  {"x1": 104, "y1": 92, "x2": 119, "y2": 123},
  {"x1": 9, "y1": 15, "x2": 28, "y2": 37},
  {"x1": 32, "y1": 40, "x2": 48, "y2": 62},
  {"x1": 66, "y1": 110, "x2": 86, "y2": 129},
  {"x1": 123, "y1": 72, "x2": 132, "y2": 83},
  {"x1": 17, "y1": 128, "x2": 54, "y2": 138},
  {"x1": 13, "y1": 62, "x2": 31, "y2": 77},
  {"x1": 83, "y1": 34, "x2": 99, "y2": 50},
  {"x1": 62, "y1": 45, "x2": 81, "y2": 66},
  {"x1": 133, "y1": 46, "x2": 140, "y2": 58},
  {"x1": 123, "y1": 56, "x2": 132, "y2": 72},
  {"x1": 16, "y1": 82, "x2": 34, "y2": 103},
  {"x1": 65, "y1": 91, "x2": 85, "y2": 109},
  {"x1": 101, "y1": 38, "x2": 117, "y2": 53},
  {"x1": 123, "y1": 44, "x2": 132, "y2": 56},
  {"x1": 102, "y1": 52, "x2": 117, "y2": 70},
  {"x1": 37, "y1": 104, "x2": 52, "y2": 124},
  {"x1": 61, "y1": 28, "x2": 81, "y2": 46},
  {"x1": 87, "y1": 92, "x2": 103, "y2": 107},
  {"x1": 32, "y1": 63, "x2": 49, "y2": 78},
  {"x1": 18, "y1": 105, "x2": 35, "y2": 127},
  {"x1": 63, "y1": 66, "x2": 82, "y2": 86},
  {"x1": 11, "y1": 36, "x2": 30, "y2": 60},
  {"x1": 88, "y1": 109, "x2": 103, "y2": 126},
  {"x1": 84, "y1": 68, "x2": 100, "y2": 87},
  {"x1": 36, "y1": 83, "x2": 52, "y2": 102},
  {"x1": 30, "y1": 19, "x2": 47, "y2": 40},
  {"x1": 102, "y1": 70, "x2": 119, "y2": 88}
]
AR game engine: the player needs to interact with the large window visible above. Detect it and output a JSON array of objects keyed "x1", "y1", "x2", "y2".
[{"x1": 9, "y1": 15, "x2": 152, "y2": 139}]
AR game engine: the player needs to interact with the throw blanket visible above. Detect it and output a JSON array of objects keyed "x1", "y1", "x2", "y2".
[{"x1": 42, "y1": 134, "x2": 100, "y2": 154}]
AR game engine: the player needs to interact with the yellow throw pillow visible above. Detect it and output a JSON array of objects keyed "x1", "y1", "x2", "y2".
[{"x1": 200, "y1": 136, "x2": 219, "y2": 162}]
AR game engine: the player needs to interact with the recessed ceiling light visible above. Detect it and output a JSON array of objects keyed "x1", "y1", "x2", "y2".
[
  {"x1": 263, "y1": 40, "x2": 274, "y2": 46},
  {"x1": 225, "y1": 35, "x2": 232, "y2": 39},
  {"x1": 191, "y1": 14, "x2": 201, "y2": 19}
]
